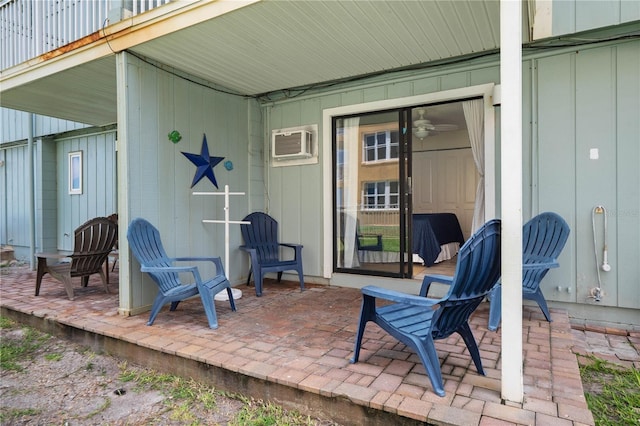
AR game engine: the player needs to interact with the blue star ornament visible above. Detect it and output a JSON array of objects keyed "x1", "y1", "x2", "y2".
[{"x1": 182, "y1": 134, "x2": 224, "y2": 188}]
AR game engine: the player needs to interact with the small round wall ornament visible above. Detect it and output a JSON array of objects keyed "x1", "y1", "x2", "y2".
[
  {"x1": 168, "y1": 130, "x2": 182, "y2": 143},
  {"x1": 224, "y1": 160, "x2": 233, "y2": 171}
]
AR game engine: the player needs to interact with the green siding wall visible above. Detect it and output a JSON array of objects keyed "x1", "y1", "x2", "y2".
[
  {"x1": 121, "y1": 53, "x2": 255, "y2": 312},
  {"x1": 552, "y1": 0, "x2": 640, "y2": 36},
  {"x1": 536, "y1": 41, "x2": 640, "y2": 311},
  {"x1": 55, "y1": 131, "x2": 117, "y2": 252},
  {"x1": 264, "y1": 39, "x2": 640, "y2": 318}
]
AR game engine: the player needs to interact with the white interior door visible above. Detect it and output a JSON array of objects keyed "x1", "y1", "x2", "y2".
[{"x1": 412, "y1": 148, "x2": 478, "y2": 239}]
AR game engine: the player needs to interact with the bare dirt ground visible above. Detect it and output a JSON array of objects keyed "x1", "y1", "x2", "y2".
[
  {"x1": 0, "y1": 325, "x2": 246, "y2": 425},
  {"x1": 0, "y1": 321, "x2": 337, "y2": 425}
]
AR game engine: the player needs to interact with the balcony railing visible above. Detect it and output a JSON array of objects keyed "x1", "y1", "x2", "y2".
[{"x1": 0, "y1": 0, "x2": 170, "y2": 70}]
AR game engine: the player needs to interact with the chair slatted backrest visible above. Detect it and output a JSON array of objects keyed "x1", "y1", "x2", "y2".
[
  {"x1": 241, "y1": 212, "x2": 281, "y2": 263},
  {"x1": 70, "y1": 217, "x2": 118, "y2": 276},
  {"x1": 127, "y1": 218, "x2": 180, "y2": 293},
  {"x1": 431, "y1": 219, "x2": 501, "y2": 340},
  {"x1": 522, "y1": 212, "x2": 570, "y2": 291}
]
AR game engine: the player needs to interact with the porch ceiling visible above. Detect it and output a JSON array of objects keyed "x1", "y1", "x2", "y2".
[{"x1": 0, "y1": 0, "x2": 502, "y2": 126}]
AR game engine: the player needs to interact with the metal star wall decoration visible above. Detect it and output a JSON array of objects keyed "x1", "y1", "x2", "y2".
[{"x1": 182, "y1": 134, "x2": 224, "y2": 188}]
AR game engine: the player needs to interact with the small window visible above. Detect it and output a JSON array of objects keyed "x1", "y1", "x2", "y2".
[
  {"x1": 363, "y1": 130, "x2": 399, "y2": 163},
  {"x1": 362, "y1": 180, "x2": 399, "y2": 210},
  {"x1": 68, "y1": 151, "x2": 82, "y2": 195}
]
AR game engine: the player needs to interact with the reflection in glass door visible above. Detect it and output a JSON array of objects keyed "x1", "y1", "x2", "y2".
[{"x1": 333, "y1": 111, "x2": 410, "y2": 277}]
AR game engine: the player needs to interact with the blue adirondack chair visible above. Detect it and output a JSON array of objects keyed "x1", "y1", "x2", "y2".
[
  {"x1": 126, "y1": 218, "x2": 236, "y2": 329},
  {"x1": 487, "y1": 212, "x2": 570, "y2": 331},
  {"x1": 239, "y1": 212, "x2": 304, "y2": 297},
  {"x1": 340, "y1": 212, "x2": 383, "y2": 252},
  {"x1": 351, "y1": 219, "x2": 501, "y2": 397}
]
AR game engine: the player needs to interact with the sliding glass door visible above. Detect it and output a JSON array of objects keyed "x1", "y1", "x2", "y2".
[
  {"x1": 333, "y1": 110, "x2": 411, "y2": 277},
  {"x1": 332, "y1": 98, "x2": 480, "y2": 279}
]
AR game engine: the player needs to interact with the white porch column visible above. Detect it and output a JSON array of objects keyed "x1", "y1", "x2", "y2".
[{"x1": 500, "y1": 0, "x2": 524, "y2": 402}]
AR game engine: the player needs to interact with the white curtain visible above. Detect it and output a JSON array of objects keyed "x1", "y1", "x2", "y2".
[
  {"x1": 463, "y1": 99, "x2": 485, "y2": 234},
  {"x1": 342, "y1": 117, "x2": 360, "y2": 268}
]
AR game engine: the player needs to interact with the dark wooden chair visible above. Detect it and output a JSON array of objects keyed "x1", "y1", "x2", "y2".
[
  {"x1": 351, "y1": 219, "x2": 501, "y2": 397},
  {"x1": 487, "y1": 212, "x2": 570, "y2": 331},
  {"x1": 127, "y1": 218, "x2": 236, "y2": 329},
  {"x1": 239, "y1": 212, "x2": 304, "y2": 297},
  {"x1": 36, "y1": 217, "x2": 118, "y2": 300},
  {"x1": 106, "y1": 213, "x2": 119, "y2": 273}
]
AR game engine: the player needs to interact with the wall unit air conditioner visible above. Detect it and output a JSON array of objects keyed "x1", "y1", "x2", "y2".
[{"x1": 272, "y1": 130, "x2": 313, "y2": 160}]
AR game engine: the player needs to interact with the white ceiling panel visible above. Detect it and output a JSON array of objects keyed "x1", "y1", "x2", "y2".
[{"x1": 1, "y1": 0, "x2": 502, "y2": 125}]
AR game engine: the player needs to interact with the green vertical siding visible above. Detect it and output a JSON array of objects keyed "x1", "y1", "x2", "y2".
[
  {"x1": 122, "y1": 54, "x2": 253, "y2": 312},
  {"x1": 55, "y1": 131, "x2": 117, "y2": 252},
  {"x1": 551, "y1": 0, "x2": 640, "y2": 36},
  {"x1": 0, "y1": 144, "x2": 30, "y2": 257},
  {"x1": 536, "y1": 54, "x2": 576, "y2": 303},
  {"x1": 264, "y1": 39, "x2": 639, "y2": 318},
  {"x1": 614, "y1": 42, "x2": 640, "y2": 310}
]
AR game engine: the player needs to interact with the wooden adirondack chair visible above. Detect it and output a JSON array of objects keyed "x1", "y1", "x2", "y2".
[
  {"x1": 127, "y1": 218, "x2": 236, "y2": 329},
  {"x1": 35, "y1": 217, "x2": 118, "y2": 300},
  {"x1": 351, "y1": 219, "x2": 501, "y2": 397},
  {"x1": 487, "y1": 212, "x2": 570, "y2": 331},
  {"x1": 239, "y1": 212, "x2": 304, "y2": 297}
]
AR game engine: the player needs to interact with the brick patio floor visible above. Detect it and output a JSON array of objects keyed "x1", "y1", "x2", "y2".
[{"x1": 2, "y1": 265, "x2": 629, "y2": 425}]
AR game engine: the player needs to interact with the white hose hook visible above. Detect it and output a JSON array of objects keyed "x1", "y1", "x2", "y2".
[{"x1": 592, "y1": 206, "x2": 611, "y2": 278}]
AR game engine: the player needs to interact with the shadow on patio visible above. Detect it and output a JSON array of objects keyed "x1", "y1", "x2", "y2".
[{"x1": 0, "y1": 266, "x2": 595, "y2": 425}]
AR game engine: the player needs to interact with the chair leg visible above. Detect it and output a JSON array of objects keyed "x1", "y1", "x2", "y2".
[
  {"x1": 198, "y1": 275, "x2": 236, "y2": 329},
  {"x1": 226, "y1": 288, "x2": 237, "y2": 311},
  {"x1": 487, "y1": 285, "x2": 502, "y2": 331},
  {"x1": 457, "y1": 322, "x2": 485, "y2": 375},
  {"x1": 97, "y1": 269, "x2": 110, "y2": 294},
  {"x1": 276, "y1": 271, "x2": 283, "y2": 282},
  {"x1": 527, "y1": 289, "x2": 552, "y2": 322},
  {"x1": 198, "y1": 287, "x2": 220, "y2": 329},
  {"x1": 47, "y1": 266, "x2": 75, "y2": 301},
  {"x1": 297, "y1": 268, "x2": 305, "y2": 292},
  {"x1": 255, "y1": 270, "x2": 264, "y2": 297},
  {"x1": 147, "y1": 296, "x2": 166, "y2": 326},
  {"x1": 35, "y1": 257, "x2": 48, "y2": 296},
  {"x1": 61, "y1": 275, "x2": 75, "y2": 301},
  {"x1": 414, "y1": 335, "x2": 446, "y2": 397},
  {"x1": 246, "y1": 268, "x2": 253, "y2": 286},
  {"x1": 350, "y1": 296, "x2": 376, "y2": 364}
]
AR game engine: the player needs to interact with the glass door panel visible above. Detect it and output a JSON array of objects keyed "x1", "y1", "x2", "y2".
[{"x1": 334, "y1": 111, "x2": 407, "y2": 277}]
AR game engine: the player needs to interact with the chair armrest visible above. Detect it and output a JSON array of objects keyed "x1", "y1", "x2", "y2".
[
  {"x1": 419, "y1": 274, "x2": 454, "y2": 297},
  {"x1": 280, "y1": 243, "x2": 303, "y2": 249},
  {"x1": 141, "y1": 265, "x2": 198, "y2": 274},
  {"x1": 362, "y1": 285, "x2": 439, "y2": 307},
  {"x1": 522, "y1": 258, "x2": 559, "y2": 270},
  {"x1": 36, "y1": 252, "x2": 71, "y2": 260},
  {"x1": 279, "y1": 243, "x2": 303, "y2": 259},
  {"x1": 170, "y1": 256, "x2": 225, "y2": 275}
]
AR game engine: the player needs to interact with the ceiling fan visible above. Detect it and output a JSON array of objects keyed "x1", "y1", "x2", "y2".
[{"x1": 412, "y1": 107, "x2": 459, "y2": 140}]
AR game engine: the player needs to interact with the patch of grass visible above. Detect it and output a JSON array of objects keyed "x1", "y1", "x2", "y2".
[
  {"x1": 229, "y1": 398, "x2": 315, "y2": 426},
  {"x1": 44, "y1": 352, "x2": 63, "y2": 361},
  {"x1": 0, "y1": 316, "x2": 14, "y2": 329},
  {"x1": 579, "y1": 354, "x2": 640, "y2": 426},
  {"x1": 119, "y1": 364, "x2": 220, "y2": 423},
  {"x1": 0, "y1": 408, "x2": 42, "y2": 422},
  {"x1": 0, "y1": 318, "x2": 49, "y2": 372},
  {"x1": 118, "y1": 365, "x2": 326, "y2": 425}
]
